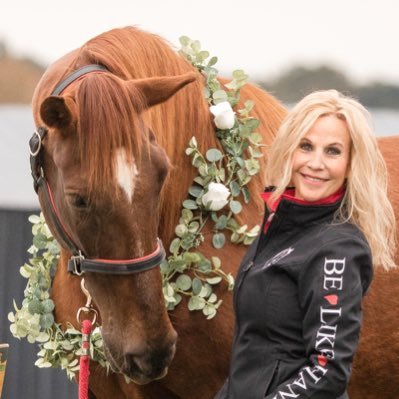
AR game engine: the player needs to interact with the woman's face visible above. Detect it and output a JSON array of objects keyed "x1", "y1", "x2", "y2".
[{"x1": 291, "y1": 115, "x2": 351, "y2": 202}]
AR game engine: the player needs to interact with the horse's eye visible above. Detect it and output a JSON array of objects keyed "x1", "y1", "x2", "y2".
[{"x1": 72, "y1": 195, "x2": 89, "y2": 209}]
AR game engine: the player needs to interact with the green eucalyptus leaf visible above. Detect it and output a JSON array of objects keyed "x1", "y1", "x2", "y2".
[
  {"x1": 212, "y1": 233, "x2": 226, "y2": 249},
  {"x1": 231, "y1": 232, "x2": 240, "y2": 243},
  {"x1": 189, "y1": 136, "x2": 198, "y2": 147},
  {"x1": 245, "y1": 118, "x2": 260, "y2": 130},
  {"x1": 212, "y1": 90, "x2": 228, "y2": 102},
  {"x1": 230, "y1": 200, "x2": 242, "y2": 214},
  {"x1": 33, "y1": 233, "x2": 47, "y2": 250},
  {"x1": 211, "y1": 256, "x2": 221, "y2": 269},
  {"x1": 203, "y1": 305, "x2": 217, "y2": 319},
  {"x1": 244, "y1": 99, "x2": 254, "y2": 111},
  {"x1": 191, "y1": 40, "x2": 201, "y2": 53},
  {"x1": 181, "y1": 209, "x2": 194, "y2": 223},
  {"x1": 215, "y1": 215, "x2": 228, "y2": 230},
  {"x1": 181, "y1": 236, "x2": 195, "y2": 250},
  {"x1": 188, "y1": 185, "x2": 204, "y2": 198},
  {"x1": 169, "y1": 238, "x2": 181, "y2": 254},
  {"x1": 20, "y1": 266, "x2": 31, "y2": 278},
  {"x1": 232, "y1": 69, "x2": 248, "y2": 80},
  {"x1": 207, "y1": 56, "x2": 218, "y2": 67},
  {"x1": 175, "y1": 224, "x2": 188, "y2": 237},
  {"x1": 242, "y1": 187, "x2": 251, "y2": 203},
  {"x1": 40, "y1": 313, "x2": 54, "y2": 329},
  {"x1": 206, "y1": 149, "x2": 223, "y2": 162},
  {"x1": 182, "y1": 200, "x2": 198, "y2": 210},
  {"x1": 197, "y1": 50, "x2": 210, "y2": 61},
  {"x1": 28, "y1": 299, "x2": 43, "y2": 315},
  {"x1": 198, "y1": 285, "x2": 211, "y2": 298},
  {"x1": 206, "y1": 276, "x2": 222, "y2": 285},
  {"x1": 193, "y1": 176, "x2": 204, "y2": 186},
  {"x1": 218, "y1": 167, "x2": 226, "y2": 182},
  {"x1": 188, "y1": 295, "x2": 205, "y2": 310},
  {"x1": 192, "y1": 153, "x2": 204, "y2": 168},
  {"x1": 250, "y1": 132, "x2": 263, "y2": 144},
  {"x1": 237, "y1": 224, "x2": 248, "y2": 234},
  {"x1": 188, "y1": 221, "x2": 200, "y2": 233},
  {"x1": 197, "y1": 259, "x2": 212, "y2": 272},
  {"x1": 229, "y1": 181, "x2": 241, "y2": 197},
  {"x1": 176, "y1": 274, "x2": 192, "y2": 291},
  {"x1": 244, "y1": 236, "x2": 256, "y2": 245},
  {"x1": 192, "y1": 278, "x2": 203, "y2": 295},
  {"x1": 28, "y1": 214, "x2": 41, "y2": 224},
  {"x1": 236, "y1": 157, "x2": 245, "y2": 168},
  {"x1": 208, "y1": 293, "x2": 218, "y2": 303},
  {"x1": 198, "y1": 164, "x2": 208, "y2": 177},
  {"x1": 227, "y1": 274, "x2": 235, "y2": 290},
  {"x1": 179, "y1": 36, "x2": 191, "y2": 46},
  {"x1": 41, "y1": 299, "x2": 55, "y2": 313},
  {"x1": 183, "y1": 252, "x2": 201, "y2": 263}
]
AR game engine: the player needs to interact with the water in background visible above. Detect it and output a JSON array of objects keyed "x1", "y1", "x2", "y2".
[{"x1": 1, "y1": 104, "x2": 398, "y2": 208}]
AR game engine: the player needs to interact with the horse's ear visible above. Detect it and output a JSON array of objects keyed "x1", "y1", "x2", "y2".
[
  {"x1": 40, "y1": 96, "x2": 77, "y2": 129},
  {"x1": 131, "y1": 72, "x2": 197, "y2": 108}
]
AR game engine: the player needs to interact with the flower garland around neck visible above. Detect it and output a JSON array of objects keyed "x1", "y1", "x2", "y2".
[
  {"x1": 8, "y1": 36, "x2": 263, "y2": 379},
  {"x1": 161, "y1": 36, "x2": 263, "y2": 318}
]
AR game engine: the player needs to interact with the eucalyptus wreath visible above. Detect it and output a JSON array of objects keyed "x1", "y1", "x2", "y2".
[
  {"x1": 8, "y1": 214, "x2": 109, "y2": 379},
  {"x1": 161, "y1": 36, "x2": 263, "y2": 318},
  {"x1": 9, "y1": 36, "x2": 263, "y2": 377}
]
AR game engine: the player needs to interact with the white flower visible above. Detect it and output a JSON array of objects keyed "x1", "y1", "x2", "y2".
[
  {"x1": 210, "y1": 101, "x2": 235, "y2": 130},
  {"x1": 202, "y1": 182, "x2": 230, "y2": 211}
]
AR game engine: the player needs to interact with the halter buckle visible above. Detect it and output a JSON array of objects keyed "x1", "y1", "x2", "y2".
[{"x1": 69, "y1": 251, "x2": 85, "y2": 276}]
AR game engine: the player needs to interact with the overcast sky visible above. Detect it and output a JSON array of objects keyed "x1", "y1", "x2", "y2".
[{"x1": 1, "y1": 0, "x2": 398, "y2": 85}]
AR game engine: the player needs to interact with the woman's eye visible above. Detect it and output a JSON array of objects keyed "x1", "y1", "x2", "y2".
[
  {"x1": 299, "y1": 142, "x2": 312, "y2": 151},
  {"x1": 326, "y1": 147, "x2": 341, "y2": 155}
]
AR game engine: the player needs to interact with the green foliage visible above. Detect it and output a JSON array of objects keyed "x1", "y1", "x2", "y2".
[
  {"x1": 9, "y1": 214, "x2": 110, "y2": 379},
  {"x1": 161, "y1": 37, "x2": 263, "y2": 318}
]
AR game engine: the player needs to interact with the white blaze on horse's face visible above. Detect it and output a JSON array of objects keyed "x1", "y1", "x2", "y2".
[{"x1": 114, "y1": 148, "x2": 139, "y2": 202}]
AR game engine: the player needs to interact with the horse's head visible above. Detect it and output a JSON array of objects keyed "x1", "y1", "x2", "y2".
[{"x1": 33, "y1": 68, "x2": 196, "y2": 383}]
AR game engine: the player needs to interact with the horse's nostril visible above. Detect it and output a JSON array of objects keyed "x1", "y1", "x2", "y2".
[{"x1": 125, "y1": 342, "x2": 176, "y2": 378}]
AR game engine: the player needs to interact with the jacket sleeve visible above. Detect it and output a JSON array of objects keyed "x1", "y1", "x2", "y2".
[{"x1": 265, "y1": 236, "x2": 373, "y2": 399}]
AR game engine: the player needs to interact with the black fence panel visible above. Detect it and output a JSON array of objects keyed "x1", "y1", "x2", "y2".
[{"x1": 0, "y1": 208, "x2": 77, "y2": 399}]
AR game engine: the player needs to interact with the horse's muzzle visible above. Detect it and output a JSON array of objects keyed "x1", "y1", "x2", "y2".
[
  {"x1": 104, "y1": 329, "x2": 178, "y2": 384},
  {"x1": 123, "y1": 339, "x2": 177, "y2": 384}
]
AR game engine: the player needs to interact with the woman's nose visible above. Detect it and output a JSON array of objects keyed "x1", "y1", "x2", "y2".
[{"x1": 307, "y1": 151, "x2": 325, "y2": 170}]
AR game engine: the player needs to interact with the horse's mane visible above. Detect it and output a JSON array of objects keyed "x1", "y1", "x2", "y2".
[{"x1": 42, "y1": 26, "x2": 286, "y2": 240}]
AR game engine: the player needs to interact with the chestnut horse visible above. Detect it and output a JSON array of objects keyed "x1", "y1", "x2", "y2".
[{"x1": 31, "y1": 27, "x2": 399, "y2": 399}]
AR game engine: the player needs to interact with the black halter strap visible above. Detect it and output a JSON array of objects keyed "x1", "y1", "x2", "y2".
[
  {"x1": 51, "y1": 64, "x2": 108, "y2": 96},
  {"x1": 29, "y1": 64, "x2": 166, "y2": 275}
]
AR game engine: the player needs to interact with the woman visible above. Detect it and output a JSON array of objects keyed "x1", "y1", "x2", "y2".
[{"x1": 215, "y1": 90, "x2": 397, "y2": 399}]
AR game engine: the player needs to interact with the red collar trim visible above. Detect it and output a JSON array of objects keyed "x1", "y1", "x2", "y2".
[{"x1": 261, "y1": 187, "x2": 345, "y2": 213}]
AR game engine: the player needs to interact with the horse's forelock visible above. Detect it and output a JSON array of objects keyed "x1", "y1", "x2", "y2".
[{"x1": 75, "y1": 73, "x2": 146, "y2": 196}]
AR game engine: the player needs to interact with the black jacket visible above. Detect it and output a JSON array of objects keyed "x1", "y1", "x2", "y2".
[{"x1": 215, "y1": 192, "x2": 373, "y2": 399}]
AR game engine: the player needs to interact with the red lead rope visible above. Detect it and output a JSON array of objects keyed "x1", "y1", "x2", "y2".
[{"x1": 79, "y1": 319, "x2": 92, "y2": 399}]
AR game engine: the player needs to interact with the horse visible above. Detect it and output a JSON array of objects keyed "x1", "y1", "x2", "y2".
[{"x1": 30, "y1": 26, "x2": 399, "y2": 399}]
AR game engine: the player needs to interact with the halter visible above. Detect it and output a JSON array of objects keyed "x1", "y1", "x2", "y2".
[{"x1": 29, "y1": 64, "x2": 166, "y2": 276}]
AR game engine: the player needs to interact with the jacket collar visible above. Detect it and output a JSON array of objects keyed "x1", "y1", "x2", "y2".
[
  {"x1": 260, "y1": 187, "x2": 345, "y2": 227},
  {"x1": 261, "y1": 186, "x2": 345, "y2": 213}
]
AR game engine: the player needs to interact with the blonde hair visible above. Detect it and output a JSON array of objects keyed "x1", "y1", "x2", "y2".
[{"x1": 265, "y1": 90, "x2": 397, "y2": 270}]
